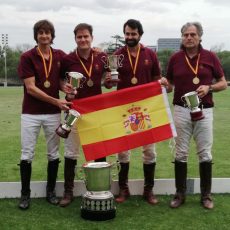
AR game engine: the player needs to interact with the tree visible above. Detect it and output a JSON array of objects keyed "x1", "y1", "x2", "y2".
[
  {"x1": 0, "y1": 44, "x2": 32, "y2": 85},
  {"x1": 216, "y1": 51, "x2": 230, "y2": 81},
  {"x1": 157, "y1": 49, "x2": 174, "y2": 76}
]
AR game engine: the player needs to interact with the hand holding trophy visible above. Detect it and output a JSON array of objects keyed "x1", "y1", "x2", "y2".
[
  {"x1": 65, "y1": 72, "x2": 85, "y2": 100},
  {"x1": 101, "y1": 54, "x2": 124, "y2": 82},
  {"x1": 56, "y1": 71, "x2": 85, "y2": 138},
  {"x1": 181, "y1": 91, "x2": 205, "y2": 121}
]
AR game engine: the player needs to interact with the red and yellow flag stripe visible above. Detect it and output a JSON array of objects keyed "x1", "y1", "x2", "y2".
[{"x1": 72, "y1": 81, "x2": 176, "y2": 161}]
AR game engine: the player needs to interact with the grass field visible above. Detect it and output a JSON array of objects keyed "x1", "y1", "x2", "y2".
[
  {"x1": 0, "y1": 86, "x2": 230, "y2": 230},
  {"x1": 0, "y1": 86, "x2": 230, "y2": 181}
]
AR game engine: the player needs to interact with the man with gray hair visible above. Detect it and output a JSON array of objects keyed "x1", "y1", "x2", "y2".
[{"x1": 166, "y1": 22, "x2": 227, "y2": 209}]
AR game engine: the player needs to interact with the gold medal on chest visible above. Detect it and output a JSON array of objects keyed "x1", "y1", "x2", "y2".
[
  {"x1": 131, "y1": 77, "x2": 138, "y2": 85},
  {"x1": 192, "y1": 76, "x2": 200, "y2": 85},
  {"x1": 44, "y1": 80, "x2": 51, "y2": 88},
  {"x1": 87, "y1": 79, "x2": 94, "y2": 87}
]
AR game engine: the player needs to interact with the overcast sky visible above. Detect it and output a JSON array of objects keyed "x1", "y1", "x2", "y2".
[{"x1": 1, "y1": 0, "x2": 230, "y2": 52}]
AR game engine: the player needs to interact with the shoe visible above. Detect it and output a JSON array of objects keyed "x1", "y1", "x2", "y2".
[
  {"x1": 115, "y1": 188, "x2": 130, "y2": 203},
  {"x1": 143, "y1": 190, "x2": 158, "y2": 205},
  {"x1": 19, "y1": 194, "x2": 30, "y2": 210},
  {"x1": 59, "y1": 193, "x2": 74, "y2": 207},
  {"x1": 170, "y1": 193, "x2": 185, "y2": 208},
  {"x1": 201, "y1": 195, "x2": 214, "y2": 209},
  {"x1": 46, "y1": 191, "x2": 59, "y2": 205}
]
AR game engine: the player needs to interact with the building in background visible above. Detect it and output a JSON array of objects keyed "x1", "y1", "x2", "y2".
[{"x1": 157, "y1": 38, "x2": 181, "y2": 52}]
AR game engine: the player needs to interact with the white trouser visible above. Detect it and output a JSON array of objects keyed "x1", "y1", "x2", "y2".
[
  {"x1": 117, "y1": 143, "x2": 157, "y2": 164},
  {"x1": 64, "y1": 122, "x2": 80, "y2": 160},
  {"x1": 21, "y1": 114, "x2": 61, "y2": 162},
  {"x1": 174, "y1": 105, "x2": 213, "y2": 163}
]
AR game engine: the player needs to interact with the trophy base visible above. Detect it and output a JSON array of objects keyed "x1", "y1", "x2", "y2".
[
  {"x1": 55, "y1": 124, "x2": 71, "y2": 138},
  {"x1": 190, "y1": 110, "x2": 205, "y2": 121},
  {"x1": 81, "y1": 191, "x2": 116, "y2": 221}
]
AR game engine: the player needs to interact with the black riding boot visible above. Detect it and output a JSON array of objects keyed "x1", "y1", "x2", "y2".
[
  {"x1": 46, "y1": 159, "x2": 60, "y2": 205},
  {"x1": 143, "y1": 163, "x2": 158, "y2": 205},
  {"x1": 19, "y1": 160, "x2": 31, "y2": 210},
  {"x1": 200, "y1": 161, "x2": 214, "y2": 209},
  {"x1": 59, "y1": 158, "x2": 77, "y2": 207},
  {"x1": 170, "y1": 161, "x2": 187, "y2": 208},
  {"x1": 115, "y1": 162, "x2": 130, "y2": 203}
]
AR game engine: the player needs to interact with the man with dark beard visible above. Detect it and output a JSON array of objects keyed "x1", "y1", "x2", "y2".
[{"x1": 104, "y1": 19, "x2": 162, "y2": 205}]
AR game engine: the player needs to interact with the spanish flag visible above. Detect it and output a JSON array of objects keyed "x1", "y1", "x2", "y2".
[{"x1": 72, "y1": 81, "x2": 176, "y2": 161}]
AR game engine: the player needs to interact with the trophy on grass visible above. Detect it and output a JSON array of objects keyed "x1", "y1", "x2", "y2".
[
  {"x1": 101, "y1": 54, "x2": 124, "y2": 81},
  {"x1": 81, "y1": 162, "x2": 116, "y2": 221},
  {"x1": 65, "y1": 71, "x2": 85, "y2": 100},
  {"x1": 181, "y1": 91, "x2": 204, "y2": 121},
  {"x1": 56, "y1": 109, "x2": 81, "y2": 138}
]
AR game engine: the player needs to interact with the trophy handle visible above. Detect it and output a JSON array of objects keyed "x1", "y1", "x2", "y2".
[
  {"x1": 79, "y1": 76, "x2": 87, "y2": 88},
  {"x1": 101, "y1": 56, "x2": 109, "y2": 68},
  {"x1": 181, "y1": 95, "x2": 186, "y2": 105},
  {"x1": 117, "y1": 54, "x2": 124, "y2": 67}
]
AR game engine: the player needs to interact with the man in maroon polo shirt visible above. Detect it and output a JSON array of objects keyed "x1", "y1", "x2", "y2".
[
  {"x1": 105, "y1": 19, "x2": 163, "y2": 205},
  {"x1": 166, "y1": 22, "x2": 227, "y2": 209},
  {"x1": 18, "y1": 19, "x2": 72, "y2": 210},
  {"x1": 59, "y1": 23, "x2": 110, "y2": 207}
]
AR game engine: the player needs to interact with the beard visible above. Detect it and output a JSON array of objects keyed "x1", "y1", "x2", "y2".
[{"x1": 125, "y1": 38, "x2": 140, "y2": 47}]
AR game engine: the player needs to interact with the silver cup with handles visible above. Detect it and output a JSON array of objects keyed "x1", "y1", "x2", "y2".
[
  {"x1": 181, "y1": 91, "x2": 204, "y2": 121},
  {"x1": 65, "y1": 71, "x2": 86, "y2": 100},
  {"x1": 80, "y1": 162, "x2": 116, "y2": 221},
  {"x1": 55, "y1": 109, "x2": 81, "y2": 138},
  {"x1": 101, "y1": 54, "x2": 124, "y2": 80}
]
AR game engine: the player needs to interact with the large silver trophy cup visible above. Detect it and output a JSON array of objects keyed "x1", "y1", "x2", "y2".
[
  {"x1": 181, "y1": 91, "x2": 204, "y2": 121},
  {"x1": 65, "y1": 71, "x2": 85, "y2": 100},
  {"x1": 81, "y1": 162, "x2": 116, "y2": 221},
  {"x1": 101, "y1": 54, "x2": 124, "y2": 81},
  {"x1": 56, "y1": 109, "x2": 81, "y2": 138}
]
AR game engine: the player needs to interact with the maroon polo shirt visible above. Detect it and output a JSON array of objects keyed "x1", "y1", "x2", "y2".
[
  {"x1": 61, "y1": 50, "x2": 107, "y2": 99},
  {"x1": 115, "y1": 44, "x2": 161, "y2": 90},
  {"x1": 166, "y1": 46, "x2": 224, "y2": 107},
  {"x1": 18, "y1": 46, "x2": 66, "y2": 114}
]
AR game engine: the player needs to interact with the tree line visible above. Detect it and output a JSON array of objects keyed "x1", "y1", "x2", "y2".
[{"x1": 0, "y1": 44, "x2": 230, "y2": 86}]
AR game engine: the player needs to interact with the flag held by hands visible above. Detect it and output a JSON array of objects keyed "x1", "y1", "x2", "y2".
[{"x1": 72, "y1": 81, "x2": 176, "y2": 161}]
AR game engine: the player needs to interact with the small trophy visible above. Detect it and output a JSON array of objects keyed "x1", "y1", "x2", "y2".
[
  {"x1": 65, "y1": 72, "x2": 85, "y2": 100},
  {"x1": 181, "y1": 91, "x2": 204, "y2": 121},
  {"x1": 56, "y1": 109, "x2": 81, "y2": 138},
  {"x1": 101, "y1": 54, "x2": 124, "y2": 81}
]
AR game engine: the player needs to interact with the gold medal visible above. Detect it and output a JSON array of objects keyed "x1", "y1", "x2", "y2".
[
  {"x1": 193, "y1": 76, "x2": 200, "y2": 85},
  {"x1": 87, "y1": 79, "x2": 94, "y2": 87},
  {"x1": 44, "y1": 80, "x2": 51, "y2": 88},
  {"x1": 131, "y1": 77, "x2": 138, "y2": 85}
]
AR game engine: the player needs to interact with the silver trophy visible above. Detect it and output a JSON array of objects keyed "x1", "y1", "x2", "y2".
[
  {"x1": 65, "y1": 72, "x2": 85, "y2": 100},
  {"x1": 101, "y1": 54, "x2": 124, "y2": 80},
  {"x1": 81, "y1": 162, "x2": 116, "y2": 221},
  {"x1": 181, "y1": 91, "x2": 204, "y2": 121},
  {"x1": 56, "y1": 109, "x2": 81, "y2": 138}
]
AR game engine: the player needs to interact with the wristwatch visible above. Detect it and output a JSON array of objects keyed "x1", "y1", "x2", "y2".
[{"x1": 209, "y1": 85, "x2": 213, "y2": 93}]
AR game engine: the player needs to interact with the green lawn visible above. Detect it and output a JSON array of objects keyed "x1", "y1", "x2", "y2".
[
  {"x1": 0, "y1": 195, "x2": 230, "y2": 230},
  {"x1": 0, "y1": 86, "x2": 230, "y2": 181},
  {"x1": 0, "y1": 87, "x2": 230, "y2": 230}
]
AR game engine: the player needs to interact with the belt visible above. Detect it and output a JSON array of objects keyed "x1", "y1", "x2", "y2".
[{"x1": 174, "y1": 102, "x2": 213, "y2": 109}]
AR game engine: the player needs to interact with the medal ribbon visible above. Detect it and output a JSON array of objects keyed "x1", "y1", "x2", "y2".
[
  {"x1": 185, "y1": 53, "x2": 200, "y2": 76},
  {"x1": 127, "y1": 44, "x2": 141, "y2": 78},
  {"x1": 37, "y1": 47, "x2": 53, "y2": 82},
  {"x1": 76, "y1": 51, "x2": 94, "y2": 79}
]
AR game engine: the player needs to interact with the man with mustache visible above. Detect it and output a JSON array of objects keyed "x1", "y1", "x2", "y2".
[{"x1": 105, "y1": 19, "x2": 163, "y2": 205}]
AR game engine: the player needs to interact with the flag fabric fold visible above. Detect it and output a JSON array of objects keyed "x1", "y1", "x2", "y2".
[{"x1": 72, "y1": 81, "x2": 176, "y2": 161}]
